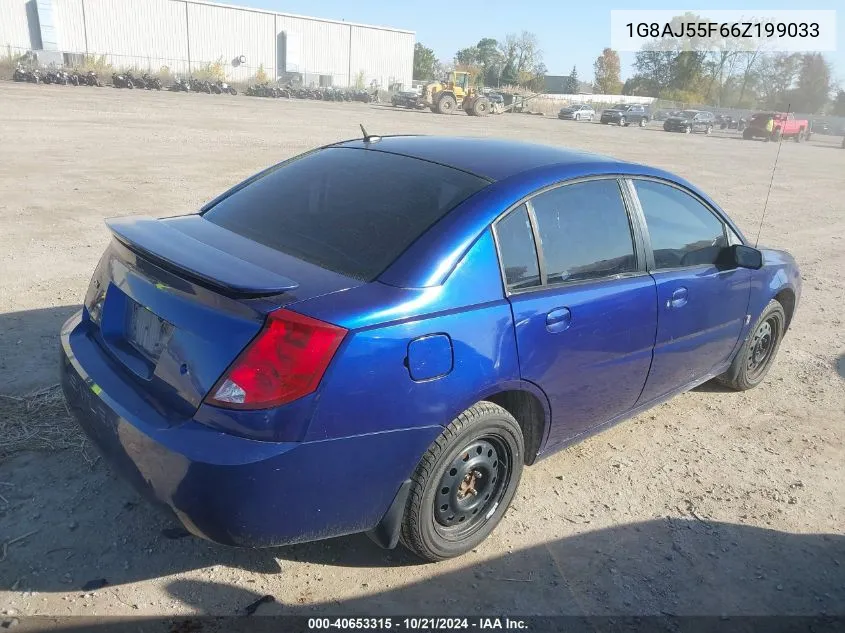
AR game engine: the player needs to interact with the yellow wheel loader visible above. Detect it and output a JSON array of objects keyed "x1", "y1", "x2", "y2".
[{"x1": 420, "y1": 71, "x2": 501, "y2": 116}]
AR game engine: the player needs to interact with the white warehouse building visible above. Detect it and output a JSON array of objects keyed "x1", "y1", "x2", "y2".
[{"x1": 0, "y1": 0, "x2": 415, "y2": 87}]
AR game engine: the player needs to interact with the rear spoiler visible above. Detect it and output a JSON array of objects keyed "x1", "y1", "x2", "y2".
[{"x1": 106, "y1": 216, "x2": 299, "y2": 297}]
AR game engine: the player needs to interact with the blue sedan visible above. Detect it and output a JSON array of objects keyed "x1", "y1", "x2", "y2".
[{"x1": 60, "y1": 136, "x2": 801, "y2": 561}]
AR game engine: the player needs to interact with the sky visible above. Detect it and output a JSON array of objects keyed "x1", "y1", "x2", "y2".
[{"x1": 231, "y1": 0, "x2": 844, "y2": 84}]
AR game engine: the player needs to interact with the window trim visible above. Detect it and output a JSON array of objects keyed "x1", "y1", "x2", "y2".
[
  {"x1": 625, "y1": 175, "x2": 737, "y2": 273},
  {"x1": 491, "y1": 175, "x2": 648, "y2": 297}
]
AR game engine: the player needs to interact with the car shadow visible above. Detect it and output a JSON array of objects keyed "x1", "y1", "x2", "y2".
[
  {"x1": 35, "y1": 520, "x2": 845, "y2": 630},
  {"x1": 0, "y1": 305, "x2": 82, "y2": 395}
]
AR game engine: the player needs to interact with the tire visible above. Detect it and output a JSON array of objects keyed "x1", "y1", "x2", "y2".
[
  {"x1": 400, "y1": 402, "x2": 524, "y2": 562},
  {"x1": 472, "y1": 97, "x2": 490, "y2": 117},
  {"x1": 436, "y1": 93, "x2": 457, "y2": 115},
  {"x1": 715, "y1": 300, "x2": 786, "y2": 391},
  {"x1": 706, "y1": 125, "x2": 713, "y2": 135},
  {"x1": 639, "y1": 117, "x2": 647, "y2": 127},
  {"x1": 618, "y1": 116, "x2": 626, "y2": 127},
  {"x1": 684, "y1": 126, "x2": 691, "y2": 134}
]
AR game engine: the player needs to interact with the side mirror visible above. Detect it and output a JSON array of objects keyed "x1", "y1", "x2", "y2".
[{"x1": 719, "y1": 244, "x2": 763, "y2": 270}]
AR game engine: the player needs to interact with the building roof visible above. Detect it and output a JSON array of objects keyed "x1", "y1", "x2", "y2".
[
  {"x1": 333, "y1": 136, "x2": 629, "y2": 181},
  {"x1": 184, "y1": 0, "x2": 414, "y2": 34}
]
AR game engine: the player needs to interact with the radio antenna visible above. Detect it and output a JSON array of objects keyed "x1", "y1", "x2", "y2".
[{"x1": 754, "y1": 103, "x2": 789, "y2": 248}]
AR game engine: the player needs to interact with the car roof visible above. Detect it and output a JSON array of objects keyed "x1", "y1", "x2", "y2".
[{"x1": 332, "y1": 136, "x2": 629, "y2": 181}]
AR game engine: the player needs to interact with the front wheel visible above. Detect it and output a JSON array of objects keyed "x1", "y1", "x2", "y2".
[
  {"x1": 400, "y1": 402, "x2": 524, "y2": 562},
  {"x1": 716, "y1": 300, "x2": 786, "y2": 391}
]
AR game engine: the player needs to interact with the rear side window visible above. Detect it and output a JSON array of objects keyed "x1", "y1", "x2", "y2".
[
  {"x1": 531, "y1": 179, "x2": 637, "y2": 284},
  {"x1": 203, "y1": 148, "x2": 489, "y2": 281},
  {"x1": 495, "y1": 205, "x2": 541, "y2": 291},
  {"x1": 633, "y1": 180, "x2": 727, "y2": 269}
]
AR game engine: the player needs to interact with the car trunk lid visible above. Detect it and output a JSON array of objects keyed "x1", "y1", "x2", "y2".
[{"x1": 86, "y1": 215, "x2": 361, "y2": 422}]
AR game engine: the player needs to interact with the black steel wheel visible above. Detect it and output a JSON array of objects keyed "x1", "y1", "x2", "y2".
[
  {"x1": 400, "y1": 402, "x2": 524, "y2": 561},
  {"x1": 716, "y1": 299, "x2": 786, "y2": 391}
]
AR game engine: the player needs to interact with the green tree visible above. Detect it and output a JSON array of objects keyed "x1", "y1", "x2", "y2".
[
  {"x1": 567, "y1": 65, "x2": 579, "y2": 93},
  {"x1": 594, "y1": 48, "x2": 622, "y2": 94},
  {"x1": 413, "y1": 43, "x2": 438, "y2": 80},
  {"x1": 795, "y1": 53, "x2": 831, "y2": 113},
  {"x1": 500, "y1": 60, "x2": 518, "y2": 86},
  {"x1": 832, "y1": 89, "x2": 845, "y2": 116}
]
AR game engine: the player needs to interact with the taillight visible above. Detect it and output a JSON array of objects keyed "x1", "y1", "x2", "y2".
[{"x1": 206, "y1": 309, "x2": 347, "y2": 410}]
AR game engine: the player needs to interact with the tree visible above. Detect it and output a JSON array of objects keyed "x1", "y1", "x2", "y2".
[
  {"x1": 594, "y1": 48, "x2": 622, "y2": 94},
  {"x1": 476, "y1": 38, "x2": 503, "y2": 86},
  {"x1": 757, "y1": 53, "x2": 801, "y2": 109},
  {"x1": 500, "y1": 60, "x2": 518, "y2": 86},
  {"x1": 567, "y1": 65, "x2": 579, "y2": 93},
  {"x1": 832, "y1": 89, "x2": 845, "y2": 116},
  {"x1": 795, "y1": 53, "x2": 831, "y2": 113},
  {"x1": 454, "y1": 47, "x2": 479, "y2": 67},
  {"x1": 413, "y1": 43, "x2": 438, "y2": 80}
]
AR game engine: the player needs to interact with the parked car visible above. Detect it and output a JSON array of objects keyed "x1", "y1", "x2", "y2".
[
  {"x1": 558, "y1": 104, "x2": 595, "y2": 121},
  {"x1": 664, "y1": 110, "x2": 715, "y2": 135},
  {"x1": 743, "y1": 112, "x2": 809, "y2": 142},
  {"x1": 391, "y1": 89, "x2": 423, "y2": 109},
  {"x1": 600, "y1": 103, "x2": 649, "y2": 127},
  {"x1": 716, "y1": 114, "x2": 739, "y2": 129},
  {"x1": 61, "y1": 137, "x2": 801, "y2": 562}
]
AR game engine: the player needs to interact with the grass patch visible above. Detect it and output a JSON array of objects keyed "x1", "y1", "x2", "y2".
[{"x1": 0, "y1": 385, "x2": 89, "y2": 460}]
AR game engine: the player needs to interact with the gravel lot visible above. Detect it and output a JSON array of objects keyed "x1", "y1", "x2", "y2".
[{"x1": 0, "y1": 82, "x2": 843, "y2": 620}]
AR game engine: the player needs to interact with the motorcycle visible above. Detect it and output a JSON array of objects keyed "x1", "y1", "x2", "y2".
[
  {"x1": 168, "y1": 77, "x2": 190, "y2": 92},
  {"x1": 142, "y1": 73, "x2": 162, "y2": 90},
  {"x1": 215, "y1": 81, "x2": 237, "y2": 95},
  {"x1": 189, "y1": 78, "x2": 212, "y2": 93},
  {"x1": 44, "y1": 69, "x2": 71, "y2": 85},
  {"x1": 112, "y1": 72, "x2": 134, "y2": 89},
  {"x1": 12, "y1": 64, "x2": 35, "y2": 83}
]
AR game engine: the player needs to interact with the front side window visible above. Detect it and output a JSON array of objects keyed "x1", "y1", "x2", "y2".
[
  {"x1": 633, "y1": 180, "x2": 727, "y2": 270},
  {"x1": 531, "y1": 179, "x2": 637, "y2": 284},
  {"x1": 495, "y1": 205, "x2": 541, "y2": 291}
]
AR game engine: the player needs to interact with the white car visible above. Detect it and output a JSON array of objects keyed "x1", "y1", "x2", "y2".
[{"x1": 558, "y1": 104, "x2": 595, "y2": 121}]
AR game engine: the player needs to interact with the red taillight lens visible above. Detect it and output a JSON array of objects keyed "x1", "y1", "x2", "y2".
[{"x1": 207, "y1": 309, "x2": 347, "y2": 410}]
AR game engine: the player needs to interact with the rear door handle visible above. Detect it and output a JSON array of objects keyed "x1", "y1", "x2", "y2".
[
  {"x1": 546, "y1": 307, "x2": 572, "y2": 333},
  {"x1": 667, "y1": 287, "x2": 688, "y2": 309}
]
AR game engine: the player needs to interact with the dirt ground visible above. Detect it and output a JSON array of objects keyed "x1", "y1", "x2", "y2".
[{"x1": 0, "y1": 82, "x2": 843, "y2": 620}]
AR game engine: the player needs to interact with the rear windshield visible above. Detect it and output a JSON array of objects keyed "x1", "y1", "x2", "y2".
[{"x1": 203, "y1": 148, "x2": 489, "y2": 281}]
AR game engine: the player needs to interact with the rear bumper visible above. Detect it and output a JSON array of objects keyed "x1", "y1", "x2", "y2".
[{"x1": 60, "y1": 311, "x2": 439, "y2": 547}]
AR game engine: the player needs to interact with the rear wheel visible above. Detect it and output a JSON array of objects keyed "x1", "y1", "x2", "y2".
[
  {"x1": 716, "y1": 300, "x2": 786, "y2": 391},
  {"x1": 705, "y1": 125, "x2": 713, "y2": 135},
  {"x1": 400, "y1": 402, "x2": 524, "y2": 562},
  {"x1": 639, "y1": 117, "x2": 647, "y2": 127}
]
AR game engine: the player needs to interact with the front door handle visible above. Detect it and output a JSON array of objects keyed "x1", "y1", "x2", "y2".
[
  {"x1": 667, "y1": 287, "x2": 688, "y2": 309},
  {"x1": 546, "y1": 307, "x2": 572, "y2": 333}
]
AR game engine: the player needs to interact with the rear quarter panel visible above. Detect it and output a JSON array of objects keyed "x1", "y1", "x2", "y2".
[{"x1": 292, "y1": 230, "x2": 532, "y2": 442}]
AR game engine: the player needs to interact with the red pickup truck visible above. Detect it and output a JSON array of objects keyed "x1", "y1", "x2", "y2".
[{"x1": 743, "y1": 112, "x2": 809, "y2": 142}]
